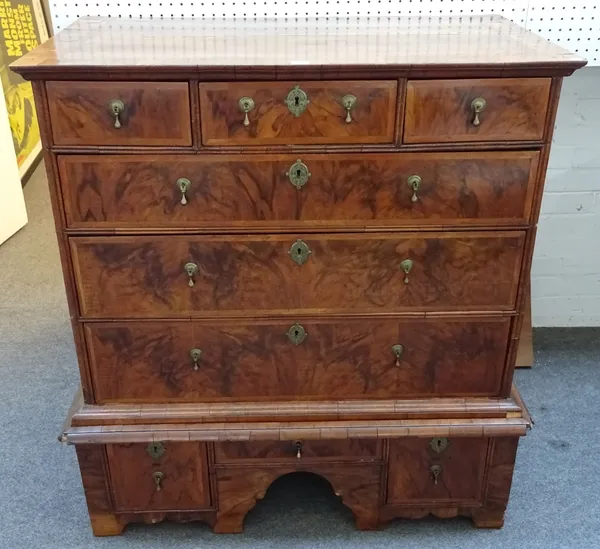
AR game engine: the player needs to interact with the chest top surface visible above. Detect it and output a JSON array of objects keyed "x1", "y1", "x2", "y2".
[{"x1": 11, "y1": 15, "x2": 585, "y2": 80}]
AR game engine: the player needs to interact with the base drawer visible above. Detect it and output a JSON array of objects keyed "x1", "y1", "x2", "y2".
[
  {"x1": 387, "y1": 437, "x2": 489, "y2": 505},
  {"x1": 215, "y1": 439, "x2": 381, "y2": 464},
  {"x1": 106, "y1": 442, "x2": 211, "y2": 511}
]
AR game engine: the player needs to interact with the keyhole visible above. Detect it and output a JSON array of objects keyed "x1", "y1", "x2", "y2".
[
  {"x1": 297, "y1": 247, "x2": 302, "y2": 254},
  {"x1": 294, "y1": 329, "x2": 299, "y2": 337},
  {"x1": 296, "y1": 169, "x2": 301, "y2": 177},
  {"x1": 295, "y1": 96, "x2": 300, "y2": 106},
  {"x1": 436, "y1": 440, "x2": 442, "y2": 450}
]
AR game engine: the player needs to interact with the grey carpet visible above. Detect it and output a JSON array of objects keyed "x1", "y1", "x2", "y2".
[{"x1": 1, "y1": 164, "x2": 599, "y2": 548}]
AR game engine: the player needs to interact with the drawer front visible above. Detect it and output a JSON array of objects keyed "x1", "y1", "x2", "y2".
[
  {"x1": 107, "y1": 442, "x2": 211, "y2": 511},
  {"x1": 47, "y1": 81, "x2": 192, "y2": 146},
  {"x1": 71, "y1": 232, "x2": 525, "y2": 317},
  {"x1": 85, "y1": 317, "x2": 511, "y2": 403},
  {"x1": 199, "y1": 81, "x2": 397, "y2": 146},
  {"x1": 404, "y1": 78, "x2": 551, "y2": 143},
  {"x1": 59, "y1": 151, "x2": 538, "y2": 229},
  {"x1": 215, "y1": 439, "x2": 381, "y2": 464},
  {"x1": 387, "y1": 438, "x2": 488, "y2": 504}
]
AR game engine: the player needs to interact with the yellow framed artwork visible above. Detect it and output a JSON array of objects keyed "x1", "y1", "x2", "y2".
[{"x1": 1, "y1": 0, "x2": 49, "y2": 177}]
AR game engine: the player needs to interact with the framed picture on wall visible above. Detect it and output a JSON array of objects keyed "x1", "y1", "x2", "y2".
[{"x1": 1, "y1": 0, "x2": 49, "y2": 178}]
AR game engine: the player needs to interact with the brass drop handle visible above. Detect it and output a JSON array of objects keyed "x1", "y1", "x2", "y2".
[
  {"x1": 190, "y1": 348, "x2": 202, "y2": 371},
  {"x1": 407, "y1": 175, "x2": 422, "y2": 203},
  {"x1": 295, "y1": 441, "x2": 303, "y2": 459},
  {"x1": 400, "y1": 258, "x2": 414, "y2": 284},
  {"x1": 177, "y1": 178, "x2": 191, "y2": 206},
  {"x1": 392, "y1": 344, "x2": 404, "y2": 367},
  {"x1": 239, "y1": 97, "x2": 255, "y2": 127},
  {"x1": 109, "y1": 99, "x2": 124, "y2": 129},
  {"x1": 153, "y1": 471, "x2": 164, "y2": 492},
  {"x1": 184, "y1": 262, "x2": 198, "y2": 287},
  {"x1": 430, "y1": 464, "x2": 442, "y2": 485},
  {"x1": 342, "y1": 94, "x2": 357, "y2": 123},
  {"x1": 471, "y1": 97, "x2": 487, "y2": 127}
]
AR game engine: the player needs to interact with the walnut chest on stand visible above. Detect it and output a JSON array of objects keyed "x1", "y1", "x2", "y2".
[{"x1": 11, "y1": 15, "x2": 585, "y2": 536}]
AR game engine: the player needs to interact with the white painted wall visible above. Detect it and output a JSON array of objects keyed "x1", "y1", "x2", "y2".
[{"x1": 533, "y1": 67, "x2": 600, "y2": 326}]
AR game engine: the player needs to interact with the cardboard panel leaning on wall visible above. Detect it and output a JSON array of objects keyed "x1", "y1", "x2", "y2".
[{"x1": 533, "y1": 67, "x2": 600, "y2": 327}]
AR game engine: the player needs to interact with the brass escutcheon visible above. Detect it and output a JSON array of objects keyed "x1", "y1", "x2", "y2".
[
  {"x1": 287, "y1": 323, "x2": 307, "y2": 345},
  {"x1": 288, "y1": 239, "x2": 312, "y2": 266},
  {"x1": 429, "y1": 437, "x2": 450, "y2": 454},
  {"x1": 286, "y1": 159, "x2": 311, "y2": 190},
  {"x1": 471, "y1": 97, "x2": 487, "y2": 127},
  {"x1": 108, "y1": 99, "x2": 125, "y2": 129},
  {"x1": 284, "y1": 85, "x2": 310, "y2": 117},
  {"x1": 146, "y1": 441, "x2": 165, "y2": 460}
]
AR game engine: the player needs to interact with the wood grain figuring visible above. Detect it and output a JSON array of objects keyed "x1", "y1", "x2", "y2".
[
  {"x1": 70, "y1": 232, "x2": 525, "y2": 317},
  {"x1": 199, "y1": 81, "x2": 397, "y2": 146},
  {"x1": 85, "y1": 317, "x2": 511, "y2": 403},
  {"x1": 46, "y1": 81, "x2": 192, "y2": 146},
  {"x1": 387, "y1": 438, "x2": 488, "y2": 504},
  {"x1": 404, "y1": 78, "x2": 551, "y2": 143},
  {"x1": 214, "y1": 439, "x2": 380, "y2": 464},
  {"x1": 58, "y1": 151, "x2": 538, "y2": 229},
  {"x1": 106, "y1": 442, "x2": 211, "y2": 511}
]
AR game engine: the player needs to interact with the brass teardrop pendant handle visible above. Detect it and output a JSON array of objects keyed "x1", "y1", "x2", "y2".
[
  {"x1": 407, "y1": 175, "x2": 422, "y2": 203},
  {"x1": 190, "y1": 348, "x2": 202, "y2": 371},
  {"x1": 400, "y1": 259, "x2": 414, "y2": 284},
  {"x1": 342, "y1": 94, "x2": 357, "y2": 123},
  {"x1": 184, "y1": 262, "x2": 198, "y2": 287},
  {"x1": 239, "y1": 97, "x2": 255, "y2": 127},
  {"x1": 295, "y1": 441, "x2": 303, "y2": 459},
  {"x1": 392, "y1": 344, "x2": 404, "y2": 367},
  {"x1": 471, "y1": 97, "x2": 487, "y2": 127},
  {"x1": 177, "y1": 178, "x2": 191, "y2": 205},
  {"x1": 430, "y1": 464, "x2": 442, "y2": 485},
  {"x1": 109, "y1": 99, "x2": 124, "y2": 129},
  {"x1": 153, "y1": 471, "x2": 164, "y2": 492}
]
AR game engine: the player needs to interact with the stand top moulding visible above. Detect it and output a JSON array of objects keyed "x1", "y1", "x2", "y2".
[{"x1": 11, "y1": 15, "x2": 586, "y2": 81}]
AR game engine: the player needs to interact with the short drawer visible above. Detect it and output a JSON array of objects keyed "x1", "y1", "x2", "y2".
[
  {"x1": 199, "y1": 81, "x2": 397, "y2": 146},
  {"x1": 46, "y1": 81, "x2": 192, "y2": 146},
  {"x1": 404, "y1": 78, "x2": 551, "y2": 143},
  {"x1": 387, "y1": 438, "x2": 488, "y2": 504},
  {"x1": 85, "y1": 316, "x2": 511, "y2": 403},
  {"x1": 106, "y1": 442, "x2": 211, "y2": 511},
  {"x1": 215, "y1": 440, "x2": 381, "y2": 464},
  {"x1": 58, "y1": 151, "x2": 539, "y2": 229},
  {"x1": 70, "y1": 232, "x2": 525, "y2": 317}
]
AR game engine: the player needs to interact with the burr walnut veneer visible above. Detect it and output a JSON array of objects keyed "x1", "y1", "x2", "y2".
[{"x1": 12, "y1": 15, "x2": 584, "y2": 537}]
